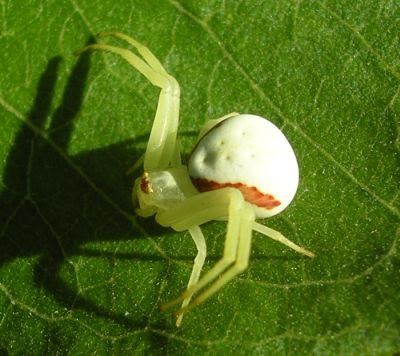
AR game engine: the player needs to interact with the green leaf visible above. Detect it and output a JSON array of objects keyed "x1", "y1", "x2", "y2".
[{"x1": 1, "y1": 0, "x2": 399, "y2": 354}]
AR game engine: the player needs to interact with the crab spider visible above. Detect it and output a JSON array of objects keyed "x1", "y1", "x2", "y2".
[{"x1": 77, "y1": 32, "x2": 314, "y2": 327}]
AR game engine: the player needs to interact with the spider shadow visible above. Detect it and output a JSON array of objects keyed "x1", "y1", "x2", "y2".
[
  {"x1": 0, "y1": 40, "x2": 304, "y2": 349},
  {"x1": 0, "y1": 42, "x2": 182, "y2": 346}
]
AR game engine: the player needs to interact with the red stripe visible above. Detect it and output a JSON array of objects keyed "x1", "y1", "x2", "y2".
[{"x1": 191, "y1": 178, "x2": 281, "y2": 209}]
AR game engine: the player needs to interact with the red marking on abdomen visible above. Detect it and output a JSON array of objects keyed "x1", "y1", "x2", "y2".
[{"x1": 191, "y1": 178, "x2": 281, "y2": 209}]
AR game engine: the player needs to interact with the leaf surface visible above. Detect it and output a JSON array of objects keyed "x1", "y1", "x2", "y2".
[{"x1": 0, "y1": 0, "x2": 399, "y2": 354}]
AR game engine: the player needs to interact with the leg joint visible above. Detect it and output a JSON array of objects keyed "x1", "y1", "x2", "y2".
[
  {"x1": 234, "y1": 260, "x2": 248, "y2": 272},
  {"x1": 224, "y1": 254, "x2": 236, "y2": 266}
]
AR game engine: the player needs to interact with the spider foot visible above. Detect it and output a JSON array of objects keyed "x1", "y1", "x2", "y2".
[
  {"x1": 160, "y1": 289, "x2": 191, "y2": 312},
  {"x1": 161, "y1": 290, "x2": 201, "y2": 327}
]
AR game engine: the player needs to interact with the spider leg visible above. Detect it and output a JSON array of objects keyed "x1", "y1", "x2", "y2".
[
  {"x1": 126, "y1": 153, "x2": 144, "y2": 176},
  {"x1": 159, "y1": 188, "x2": 244, "y2": 310},
  {"x1": 156, "y1": 188, "x2": 241, "y2": 231},
  {"x1": 176, "y1": 201, "x2": 255, "y2": 316},
  {"x1": 77, "y1": 39, "x2": 181, "y2": 171},
  {"x1": 159, "y1": 187, "x2": 314, "y2": 317},
  {"x1": 97, "y1": 32, "x2": 169, "y2": 75},
  {"x1": 175, "y1": 226, "x2": 207, "y2": 327},
  {"x1": 253, "y1": 222, "x2": 315, "y2": 258},
  {"x1": 196, "y1": 112, "x2": 240, "y2": 141}
]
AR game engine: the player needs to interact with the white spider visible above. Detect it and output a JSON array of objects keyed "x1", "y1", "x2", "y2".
[{"x1": 78, "y1": 32, "x2": 314, "y2": 327}]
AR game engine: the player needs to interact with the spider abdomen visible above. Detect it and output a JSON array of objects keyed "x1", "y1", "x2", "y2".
[{"x1": 188, "y1": 114, "x2": 299, "y2": 218}]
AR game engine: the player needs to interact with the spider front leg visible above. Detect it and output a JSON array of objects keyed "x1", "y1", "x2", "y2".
[
  {"x1": 77, "y1": 33, "x2": 181, "y2": 171},
  {"x1": 177, "y1": 201, "x2": 255, "y2": 316},
  {"x1": 158, "y1": 188, "x2": 255, "y2": 316},
  {"x1": 158, "y1": 188, "x2": 314, "y2": 320}
]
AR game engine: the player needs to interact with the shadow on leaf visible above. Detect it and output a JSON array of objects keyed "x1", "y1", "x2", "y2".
[
  {"x1": 0, "y1": 39, "x2": 174, "y2": 343},
  {"x1": 0, "y1": 37, "x2": 305, "y2": 348}
]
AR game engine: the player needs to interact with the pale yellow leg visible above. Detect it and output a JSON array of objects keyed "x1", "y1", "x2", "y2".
[
  {"x1": 253, "y1": 222, "x2": 315, "y2": 258},
  {"x1": 159, "y1": 188, "x2": 315, "y2": 319},
  {"x1": 76, "y1": 43, "x2": 170, "y2": 87},
  {"x1": 76, "y1": 37, "x2": 181, "y2": 171},
  {"x1": 160, "y1": 188, "x2": 244, "y2": 311},
  {"x1": 97, "y1": 31, "x2": 169, "y2": 75},
  {"x1": 176, "y1": 202, "x2": 255, "y2": 316},
  {"x1": 196, "y1": 112, "x2": 240, "y2": 140},
  {"x1": 146, "y1": 84, "x2": 180, "y2": 170},
  {"x1": 176, "y1": 226, "x2": 207, "y2": 327},
  {"x1": 126, "y1": 153, "x2": 144, "y2": 175},
  {"x1": 155, "y1": 188, "x2": 240, "y2": 230}
]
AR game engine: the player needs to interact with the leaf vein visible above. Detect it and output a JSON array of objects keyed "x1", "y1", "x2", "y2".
[
  {"x1": 0, "y1": 95, "x2": 171, "y2": 261},
  {"x1": 169, "y1": 0, "x2": 400, "y2": 218},
  {"x1": 316, "y1": 0, "x2": 400, "y2": 81},
  {"x1": 0, "y1": 282, "x2": 69, "y2": 322},
  {"x1": 240, "y1": 227, "x2": 398, "y2": 288},
  {"x1": 67, "y1": 0, "x2": 96, "y2": 35}
]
